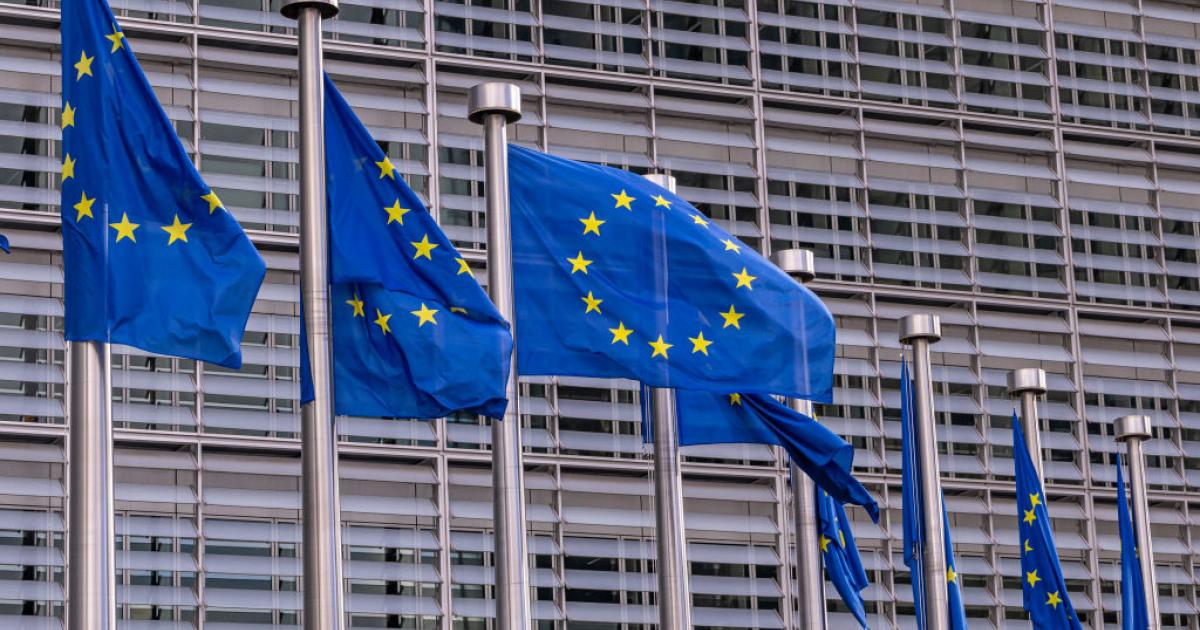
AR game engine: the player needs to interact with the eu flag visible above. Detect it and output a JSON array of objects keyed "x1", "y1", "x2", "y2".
[
  {"x1": 675, "y1": 390, "x2": 878, "y2": 521},
  {"x1": 509, "y1": 146, "x2": 835, "y2": 400},
  {"x1": 900, "y1": 359, "x2": 968, "y2": 629},
  {"x1": 302, "y1": 76, "x2": 512, "y2": 418},
  {"x1": 60, "y1": 0, "x2": 265, "y2": 368},
  {"x1": 816, "y1": 488, "x2": 871, "y2": 628},
  {"x1": 1013, "y1": 413, "x2": 1083, "y2": 628},
  {"x1": 0, "y1": 234, "x2": 8, "y2": 254},
  {"x1": 1116, "y1": 453, "x2": 1150, "y2": 630}
]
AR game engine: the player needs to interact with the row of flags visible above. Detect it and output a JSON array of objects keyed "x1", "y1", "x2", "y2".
[{"x1": 52, "y1": 0, "x2": 1156, "y2": 627}]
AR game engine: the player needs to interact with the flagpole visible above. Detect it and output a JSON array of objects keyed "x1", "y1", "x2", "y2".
[
  {"x1": 67, "y1": 341, "x2": 115, "y2": 630},
  {"x1": 281, "y1": 1, "x2": 345, "y2": 627},
  {"x1": 1115, "y1": 414, "x2": 1161, "y2": 630},
  {"x1": 642, "y1": 172, "x2": 692, "y2": 630},
  {"x1": 467, "y1": 82, "x2": 532, "y2": 630},
  {"x1": 899, "y1": 314, "x2": 950, "y2": 630},
  {"x1": 772, "y1": 248, "x2": 826, "y2": 630},
  {"x1": 1008, "y1": 368, "x2": 1047, "y2": 479}
]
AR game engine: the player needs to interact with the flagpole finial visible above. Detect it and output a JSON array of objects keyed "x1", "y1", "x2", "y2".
[
  {"x1": 772, "y1": 249, "x2": 815, "y2": 283},
  {"x1": 899, "y1": 313, "x2": 941, "y2": 344},
  {"x1": 468, "y1": 82, "x2": 522, "y2": 124},
  {"x1": 1008, "y1": 367, "x2": 1047, "y2": 397},
  {"x1": 1115, "y1": 414, "x2": 1152, "y2": 441},
  {"x1": 643, "y1": 173, "x2": 676, "y2": 192},
  {"x1": 280, "y1": 0, "x2": 338, "y2": 19}
]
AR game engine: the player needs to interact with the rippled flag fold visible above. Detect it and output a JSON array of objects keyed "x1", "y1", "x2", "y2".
[
  {"x1": 60, "y1": 0, "x2": 265, "y2": 368},
  {"x1": 1014, "y1": 414, "x2": 1083, "y2": 628},
  {"x1": 900, "y1": 359, "x2": 968, "y2": 629},
  {"x1": 675, "y1": 390, "x2": 878, "y2": 521},
  {"x1": 508, "y1": 145, "x2": 835, "y2": 400},
  {"x1": 300, "y1": 76, "x2": 512, "y2": 419},
  {"x1": 1116, "y1": 453, "x2": 1150, "y2": 630},
  {"x1": 816, "y1": 488, "x2": 871, "y2": 628}
]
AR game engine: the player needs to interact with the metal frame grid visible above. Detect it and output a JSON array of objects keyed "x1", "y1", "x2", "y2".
[{"x1": 0, "y1": 0, "x2": 1198, "y2": 628}]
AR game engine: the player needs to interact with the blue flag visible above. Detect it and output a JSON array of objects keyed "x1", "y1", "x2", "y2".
[
  {"x1": 816, "y1": 488, "x2": 871, "y2": 628},
  {"x1": 509, "y1": 145, "x2": 835, "y2": 400},
  {"x1": 675, "y1": 391, "x2": 878, "y2": 521},
  {"x1": 300, "y1": 76, "x2": 511, "y2": 418},
  {"x1": 900, "y1": 358, "x2": 968, "y2": 629},
  {"x1": 60, "y1": 0, "x2": 265, "y2": 368},
  {"x1": 0, "y1": 234, "x2": 8, "y2": 254},
  {"x1": 1014, "y1": 413, "x2": 1083, "y2": 629},
  {"x1": 1117, "y1": 453, "x2": 1150, "y2": 630}
]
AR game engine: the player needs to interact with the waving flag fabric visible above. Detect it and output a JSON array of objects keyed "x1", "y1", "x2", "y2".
[
  {"x1": 1116, "y1": 453, "x2": 1150, "y2": 630},
  {"x1": 816, "y1": 487, "x2": 871, "y2": 628},
  {"x1": 300, "y1": 76, "x2": 512, "y2": 419},
  {"x1": 60, "y1": 0, "x2": 265, "y2": 368},
  {"x1": 900, "y1": 358, "x2": 968, "y2": 629},
  {"x1": 675, "y1": 390, "x2": 878, "y2": 520},
  {"x1": 508, "y1": 145, "x2": 835, "y2": 400},
  {"x1": 1014, "y1": 413, "x2": 1084, "y2": 628}
]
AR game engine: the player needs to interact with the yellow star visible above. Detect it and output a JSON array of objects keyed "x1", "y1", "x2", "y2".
[
  {"x1": 61, "y1": 102, "x2": 75, "y2": 130},
  {"x1": 411, "y1": 234, "x2": 438, "y2": 260},
  {"x1": 839, "y1": 530, "x2": 846, "y2": 548},
  {"x1": 161, "y1": 214, "x2": 192, "y2": 245},
  {"x1": 201, "y1": 191, "x2": 224, "y2": 214},
  {"x1": 581, "y1": 291, "x2": 603, "y2": 314},
  {"x1": 373, "y1": 308, "x2": 392, "y2": 334},
  {"x1": 691, "y1": 214, "x2": 710, "y2": 228},
  {"x1": 652, "y1": 194, "x2": 672, "y2": 208},
  {"x1": 108, "y1": 213, "x2": 139, "y2": 243},
  {"x1": 819, "y1": 535, "x2": 831, "y2": 553},
  {"x1": 612, "y1": 189, "x2": 635, "y2": 210},
  {"x1": 649, "y1": 334, "x2": 672, "y2": 359},
  {"x1": 1024, "y1": 540, "x2": 1033, "y2": 554},
  {"x1": 580, "y1": 212, "x2": 605, "y2": 236},
  {"x1": 946, "y1": 566, "x2": 957, "y2": 583},
  {"x1": 1026, "y1": 569, "x2": 1040, "y2": 587},
  {"x1": 609, "y1": 321, "x2": 633, "y2": 345},
  {"x1": 72, "y1": 192, "x2": 95, "y2": 222},
  {"x1": 105, "y1": 29, "x2": 126, "y2": 53},
  {"x1": 728, "y1": 393, "x2": 742, "y2": 406},
  {"x1": 567, "y1": 251, "x2": 593, "y2": 275},
  {"x1": 732, "y1": 267, "x2": 757, "y2": 290},
  {"x1": 74, "y1": 51, "x2": 94, "y2": 80},
  {"x1": 1029, "y1": 493, "x2": 1041, "y2": 508},
  {"x1": 450, "y1": 307, "x2": 467, "y2": 314},
  {"x1": 722, "y1": 238, "x2": 741, "y2": 254},
  {"x1": 62, "y1": 154, "x2": 76, "y2": 181},
  {"x1": 1023, "y1": 508, "x2": 1037, "y2": 525},
  {"x1": 410, "y1": 303, "x2": 439, "y2": 327},
  {"x1": 345, "y1": 295, "x2": 364, "y2": 317},
  {"x1": 1046, "y1": 591, "x2": 1062, "y2": 609},
  {"x1": 688, "y1": 331, "x2": 713, "y2": 355},
  {"x1": 719, "y1": 305, "x2": 745, "y2": 329},
  {"x1": 456, "y1": 258, "x2": 471, "y2": 275},
  {"x1": 376, "y1": 156, "x2": 396, "y2": 179},
  {"x1": 384, "y1": 199, "x2": 410, "y2": 225}
]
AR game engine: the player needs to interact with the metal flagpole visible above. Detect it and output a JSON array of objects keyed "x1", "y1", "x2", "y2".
[
  {"x1": 281, "y1": 1, "x2": 345, "y2": 627},
  {"x1": 1008, "y1": 368, "x2": 1047, "y2": 479},
  {"x1": 899, "y1": 314, "x2": 949, "y2": 630},
  {"x1": 771, "y1": 249, "x2": 825, "y2": 630},
  {"x1": 642, "y1": 172, "x2": 692, "y2": 630},
  {"x1": 67, "y1": 341, "x2": 115, "y2": 630},
  {"x1": 1115, "y1": 414, "x2": 1161, "y2": 630},
  {"x1": 467, "y1": 82, "x2": 531, "y2": 630}
]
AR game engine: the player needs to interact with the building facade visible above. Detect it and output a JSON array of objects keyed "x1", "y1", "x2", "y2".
[{"x1": 0, "y1": 0, "x2": 1199, "y2": 627}]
